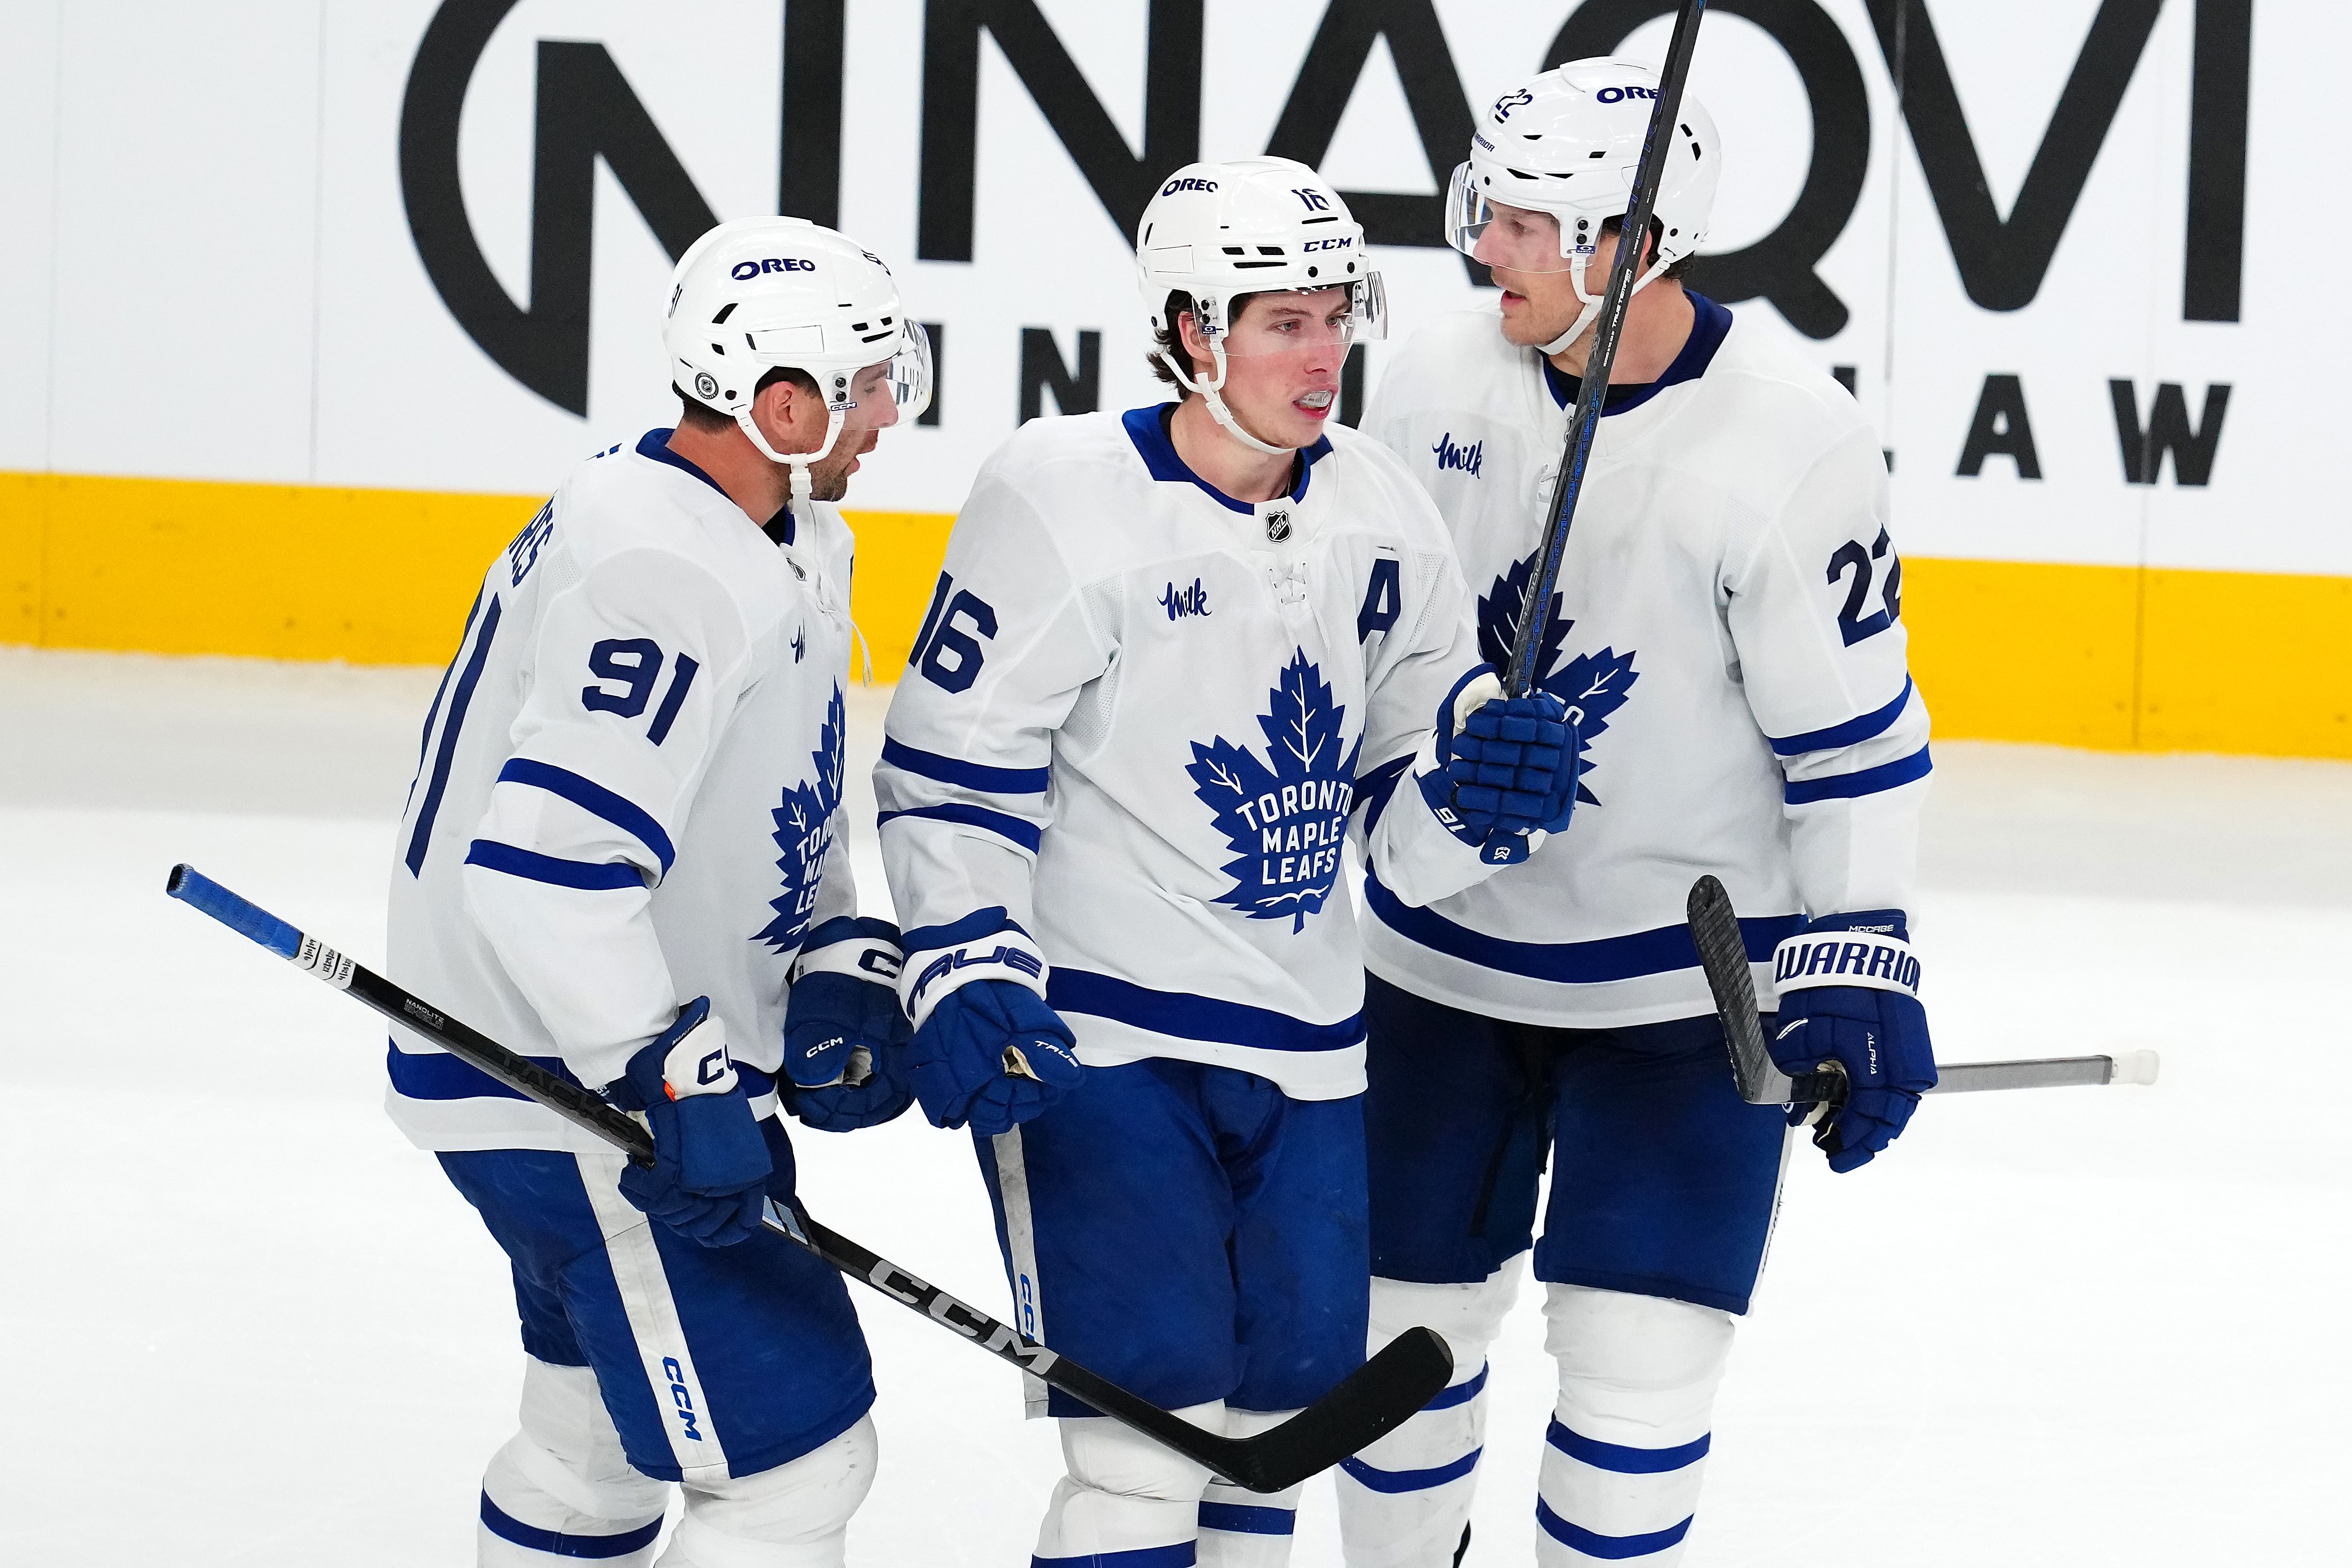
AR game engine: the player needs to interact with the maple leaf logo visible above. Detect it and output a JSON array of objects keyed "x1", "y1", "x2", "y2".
[
  {"x1": 1185, "y1": 649, "x2": 1362, "y2": 934},
  {"x1": 1475, "y1": 550, "x2": 1639, "y2": 806},
  {"x1": 756, "y1": 683, "x2": 846, "y2": 950}
]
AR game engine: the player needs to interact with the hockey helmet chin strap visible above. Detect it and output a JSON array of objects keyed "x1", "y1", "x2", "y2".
[
  {"x1": 735, "y1": 403, "x2": 849, "y2": 510},
  {"x1": 1154, "y1": 343, "x2": 1291, "y2": 459},
  {"x1": 1539, "y1": 244, "x2": 1673, "y2": 357}
]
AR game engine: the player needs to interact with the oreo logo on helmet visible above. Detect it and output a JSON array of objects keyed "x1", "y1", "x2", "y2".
[
  {"x1": 1162, "y1": 176, "x2": 1218, "y2": 195},
  {"x1": 729, "y1": 257, "x2": 816, "y2": 280},
  {"x1": 1595, "y1": 85, "x2": 1659, "y2": 104}
]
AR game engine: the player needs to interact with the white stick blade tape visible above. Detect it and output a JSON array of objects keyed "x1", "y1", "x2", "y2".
[{"x1": 2110, "y1": 1048, "x2": 2161, "y2": 1086}]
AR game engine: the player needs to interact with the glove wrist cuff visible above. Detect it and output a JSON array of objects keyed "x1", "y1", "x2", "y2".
[
  {"x1": 792, "y1": 915, "x2": 905, "y2": 988},
  {"x1": 611, "y1": 997, "x2": 738, "y2": 1105},
  {"x1": 900, "y1": 920, "x2": 1048, "y2": 1030},
  {"x1": 1771, "y1": 928, "x2": 1921, "y2": 998}
]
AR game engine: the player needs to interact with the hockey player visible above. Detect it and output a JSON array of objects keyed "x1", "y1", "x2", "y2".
[
  {"x1": 385, "y1": 217, "x2": 930, "y2": 1567},
  {"x1": 875, "y1": 157, "x2": 1581, "y2": 1568},
  {"x1": 1336, "y1": 62, "x2": 1935, "y2": 1566}
]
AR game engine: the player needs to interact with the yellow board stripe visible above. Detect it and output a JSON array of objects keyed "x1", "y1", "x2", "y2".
[{"x1": 3, "y1": 470, "x2": 2345, "y2": 758}]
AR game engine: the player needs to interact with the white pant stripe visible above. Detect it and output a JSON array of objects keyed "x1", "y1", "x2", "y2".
[
  {"x1": 991, "y1": 1126, "x2": 1049, "y2": 1419},
  {"x1": 575, "y1": 1150, "x2": 733, "y2": 1483}
]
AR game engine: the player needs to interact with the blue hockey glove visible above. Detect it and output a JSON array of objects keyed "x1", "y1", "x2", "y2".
[
  {"x1": 781, "y1": 916, "x2": 914, "y2": 1132},
  {"x1": 603, "y1": 997, "x2": 773, "y2": 1245},
  {"x1": 1768, "y1": 912, "x2": 1937, "y2": 1173},
  {"x1": 908, "y1": 979, "x2": 1083, "y2": 1136},
  {"x1": 783, "y1": 916, "x2": 908, "y2": 1088},
  {"x1": 1415, "y1": 666, "x2": 1581, "y2": 866}
]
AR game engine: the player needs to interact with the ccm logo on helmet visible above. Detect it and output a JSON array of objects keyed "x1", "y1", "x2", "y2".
[
  {"x1": 729, "y1": 257, "x2": 816, "y2": 280},
  {"x1": 1596, "y1": 85, "x2": 1659, "y2": 104},
  {"x1": 1301, "y1": 237, "x2": 1352, "y2": 252},
  {"x1": 1161, "y1": 176, "x2": 1218, "y2": 195}
]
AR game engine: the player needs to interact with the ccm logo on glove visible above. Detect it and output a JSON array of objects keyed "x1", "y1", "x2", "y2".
[{"x1": 659, "y1": 1010, "x2": 737, "y2": 1099}]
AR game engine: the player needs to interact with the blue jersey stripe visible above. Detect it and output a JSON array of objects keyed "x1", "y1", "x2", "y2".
[
  {"x1": 1032, "y1": 1544, "x2": 1196, "y2": 1568},
  {"x1": 479, "y1": 1492, "x2": 663, "y2": 1558},
  {"x1": 1197, "y1": 1501, "x2": 1296, "y2": 1536},
  {"x1": 1339, "y1": 1447, "x2": 1483, "y2": 1495},
  {"x1": 880, "y1": 736, "x2": 1051, "y2": 795},
  {"x1": 1534, "y1": 1499, "x2": 1694, "y2": 1559},
  {"x1": 405, "y1": 587, "x2": 482, "y2": 812},
  {"x1": 391, "y1": 1042, "x2": 772, "y2": 1104},
  {"x1": 877, "y1": 802, "x2": 1043, "y2": 853},
  {"x1": 1047, "y1": 969, "x2": 1363, "y2": 1054},
  {"x1": 1354, "y1": 753, "x2": 1414, "y2": 832},
  {"x1": 406, "y1": 594, "x2": 503, "y2": 876},
  {"x1": 465, "y1": 839, "x2": 646, "y2": 890},
  {"x1": 1767, "y1": 676, "x2": 1914, "y2": 756},
  {"x1": 496, "y1": 758, "x2": 675, "y2": 873},
  {"x1": 1783, "y1": 743, "x2": 1933, "y2": 804},
  {"x1": 1546, "y1": 1418, "x2": 1711, "y2": 1474},
  {"x1": 1364, "y1": 873, "x2": 1803, "y2": 985}
]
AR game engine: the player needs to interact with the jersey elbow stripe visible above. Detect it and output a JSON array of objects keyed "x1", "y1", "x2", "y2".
[
  {"x1": 1767, "y1": 676, "x2": 1914, "y2": 756},
  {"x1": 880, "y1": 736, "x2": 1050, "y2": 794},
  {"x1": 496, "y1": 758, "x2": 675, "y2": 872},
  {"x1": 405, "y1": 594, "x2": 503, "y2": 876},
  {"x1": 1365, "y1": 872, "x2": 1802, "y2": 984},
  {"x1": 465, "y1": 839, "x2": 647, "y2": 890},
  {"x1": 876, "y1": 802, "x2": 1043, "y2": 853},
  {"x1": 1046, "y1": 968, "x2": 1363, "y2": 1053},
  {"x1": 1782, "y1": 743, "x2": 1932, "y2": 805},
  {"x1": 1353, "y1": 754, "x2": 1414, "y2": 831}
]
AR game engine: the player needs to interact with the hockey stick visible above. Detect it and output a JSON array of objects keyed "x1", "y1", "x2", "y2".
[
  {"x1": 1503, "y1": 0, "x2": 1708, "y2": 697},
  {"x1": 164, "y1": 864, "x2": 1451, "y2": 1493},
  {"x1": 1684, "y1": 875, "x2": 2161, "y2": 1109}
]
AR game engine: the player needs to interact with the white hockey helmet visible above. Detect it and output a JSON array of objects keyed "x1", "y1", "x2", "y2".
[
  {"x1": 1446, "y1": 58, "x2": 1719, "y2": 353},
  {"x1": 663, "y1": 216, "x2": 931, "y2": 504},
  {"x1": 1136, "y1": 157, "x2": 1386, "y2": 454}
]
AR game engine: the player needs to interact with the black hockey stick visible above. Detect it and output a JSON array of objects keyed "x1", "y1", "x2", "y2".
[
  {"x1": 164, "y1": 864, "x2": 1451, "y2": 1493},
  {"x1": 1684, "y1": 875, "x2": 2161, "y2": 1111},
  {"x1": 1504, "y1": 0, "x2": 1708, "y2": 697}
]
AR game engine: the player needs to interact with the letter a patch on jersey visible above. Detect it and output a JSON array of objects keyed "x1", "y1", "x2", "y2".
[
  {"x1": 756, "y1": 684, "x2": 846, "y2": 949},
  {"x1": 1184, "y1": 650, "x2": 1362, "y2": 933},
  {"x1": 1476, "y1": 551, "x2": 1639, "y2": 806}
]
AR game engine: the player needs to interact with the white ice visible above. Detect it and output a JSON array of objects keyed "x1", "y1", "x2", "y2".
[{"x1": 3, "y1": 647, "x2": 2345, "y2": 1564}]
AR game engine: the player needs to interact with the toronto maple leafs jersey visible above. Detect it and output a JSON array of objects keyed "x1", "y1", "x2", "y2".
[
  {"x1": 384, "y1": 429, "x2": 861, "y2": 1153},
  {"x1": 875, "y1": 405, "x2": 1504, "y2": 1101},
  {"x1": 1361, "y1": 295, "x2": 1930, "y2": 1028}
]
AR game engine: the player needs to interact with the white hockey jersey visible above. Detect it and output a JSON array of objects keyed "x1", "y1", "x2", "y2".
[
  {"x1": 875, "y1": 406, "x2": 1503, "y2": 1101},
  {"x1": 385, "y1": 429, "x2": 861, "y2": 1153},
  {"x1": 1362, "y1": 295, "x2": 1930, "y2": 1028}
]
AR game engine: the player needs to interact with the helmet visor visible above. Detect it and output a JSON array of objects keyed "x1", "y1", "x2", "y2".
[
  {"x1": 882, "y1": 319, "x2": 932, "y2": 421},
  {"x1": 1445, "y1": 163, "x2": 1580, "y2": 274},
  {"x1": 1211, "y1": 277, "x2": 1386, "y2": 358}
]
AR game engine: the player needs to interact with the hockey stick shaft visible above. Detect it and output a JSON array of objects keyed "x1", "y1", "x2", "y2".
[
  {"x1": 164, "y1": 864, "x2": 1447, "y2": 1492},
  {"x1": 1684, "y1": 876, "x2": 2161, "y2": 1105},
  {"x1": 1504, "y1": 0, "x2": 1707, "y2": 697}
]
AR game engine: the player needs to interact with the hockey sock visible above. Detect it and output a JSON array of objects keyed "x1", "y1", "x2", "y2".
[
  {"x1": 1032, "y1": 1403, "x2": 1222, "y2": 1566},
  {"x1": 1532, "y1": 1285, "x2": 1732, "y2": 1566},
  {"x1": 1198, "y1": 1408, "x2": 1304, "y2": 1567},
  {"x1": 660, "y1": 1414, "x2": 877, "y2": 1568},
  {"x1": 1336, "y1": 1267, "x2": 1521, "y2": 1568},
  {"x1": 478, "y1": 1357, "x2": 670, "y2": 1567}
]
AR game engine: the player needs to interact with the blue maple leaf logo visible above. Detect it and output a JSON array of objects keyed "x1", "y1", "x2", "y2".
[
  {"x1": 1474, "y1": 551, "x2": 1639, "y2": 806},
  {"x1": 1184, "y1": 649, "x2": 1362, "y2": 933},
  {"x1": 756, "y1": 683, "x2": 846, "y2": 950}
]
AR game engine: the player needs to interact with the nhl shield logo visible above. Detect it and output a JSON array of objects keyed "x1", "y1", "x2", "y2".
[
  {"x1": 693, "y1": 370, "x2": 720, "y2": 400},
  {"x1": 1264, "y1": 509, "x2": 1293, "y2": 543}
]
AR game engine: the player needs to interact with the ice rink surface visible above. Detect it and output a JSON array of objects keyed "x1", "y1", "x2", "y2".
[{"x1": 4, "y1": 647, "x2": 2346, "y2": 1565}]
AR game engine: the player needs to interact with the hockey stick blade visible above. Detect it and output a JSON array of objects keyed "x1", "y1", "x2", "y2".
[
  {"x1": 164, "y1": 864, "x2": 1452, "y2": 1490},
  {"x1": 1504, "y1": 0, "x2": 1708, "y2": 697}
]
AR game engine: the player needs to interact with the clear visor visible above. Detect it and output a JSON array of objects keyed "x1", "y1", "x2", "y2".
[
  {"x1": 841, "y1": 319, "x2": 932, "y2": 421},
  {"x1": 1204, "y1": 276, "x2": 1386, "y2": 357},
  {"x1": 1445, "y1": 163, "x2": 1584, "y2": 274}
]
